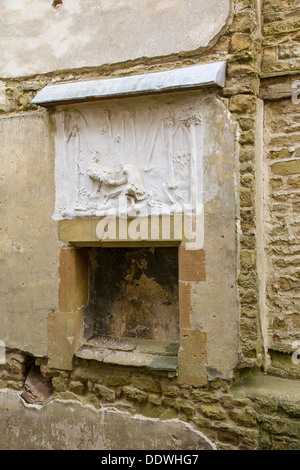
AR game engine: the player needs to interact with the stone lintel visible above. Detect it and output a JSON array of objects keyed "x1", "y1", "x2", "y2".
[{"x1": 58, "y1": 218, "x2": 184, "y2": 247}]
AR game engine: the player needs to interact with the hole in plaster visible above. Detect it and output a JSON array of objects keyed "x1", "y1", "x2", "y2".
[
  {"x1": 21, "y1": 364, "x2": 53, "y2": 405},
  {"x1": 52, "y1": 0, "x2": 63, "y2": 9}
]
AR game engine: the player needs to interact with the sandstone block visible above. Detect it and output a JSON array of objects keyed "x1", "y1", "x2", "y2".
[{"x1": 21, "y1": 365, "x2": 53, "y2": 405}]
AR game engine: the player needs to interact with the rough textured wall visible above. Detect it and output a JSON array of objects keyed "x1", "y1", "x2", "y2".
[
  {"x1": 262, "y1": 0, "x2": 300, "y2": 75},
  {"x1": 264, "y1": 100, "x2": 300, "y2": 354},
  {"x1": 261, "y1": 0, "x2": 300, "y2": 363},
  {"x1": 223, "y1": 0, "x2": 263, "y2": 369}
]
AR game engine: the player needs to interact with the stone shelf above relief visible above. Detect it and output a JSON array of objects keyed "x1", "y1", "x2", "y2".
[
  {"x1": 75, "y1": 336, "x2": 179, "y2": 371},
  {"x1": 31, "y1": 62, "x2": 226, "y2": 107}
]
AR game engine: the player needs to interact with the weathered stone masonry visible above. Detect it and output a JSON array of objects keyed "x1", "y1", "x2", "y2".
[{"x1": 0, "y1": 0, "x2": 300, "y2": 450}]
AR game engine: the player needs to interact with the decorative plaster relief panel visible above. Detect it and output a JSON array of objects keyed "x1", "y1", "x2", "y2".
[{"x1": 53, "y1": 92, "x2": 208, "y2": 220}]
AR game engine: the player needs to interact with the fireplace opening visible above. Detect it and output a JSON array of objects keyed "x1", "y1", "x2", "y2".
[{"x1": 76, "y1": 247, "x2": 180, "y2": 370}]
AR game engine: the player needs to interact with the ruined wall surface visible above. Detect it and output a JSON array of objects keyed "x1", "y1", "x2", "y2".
[{"x1": 0, "y1": 0, "x2": 300, "y2": 450}]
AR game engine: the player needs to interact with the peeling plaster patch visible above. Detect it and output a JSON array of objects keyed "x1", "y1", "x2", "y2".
[{"x1": 0, "y1": 390, "x2": 215, "y2": 450}]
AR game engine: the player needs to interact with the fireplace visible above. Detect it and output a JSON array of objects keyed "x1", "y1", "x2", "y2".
[
  {"x1": 84, "y1": 247, "x2": 179, "y2": 342},
  {"x1": 71, "y1": 246, "x2": 180, "y2": 371}
]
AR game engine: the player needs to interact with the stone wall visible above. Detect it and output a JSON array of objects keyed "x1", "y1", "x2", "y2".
[
  {"x1": 262, "y1": 0, "x2": 300, "y2": 76},
  {"x1": 0, "y1": 0, "x2": 300, "y2": 450},
  {"x1": 264, "y1": 100, "x2": 300, "y2": 356},
  {"x1": 261, "y1": 0, "x2": 300, "y2": 371}
]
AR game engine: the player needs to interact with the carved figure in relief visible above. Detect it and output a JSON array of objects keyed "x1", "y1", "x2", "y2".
[{"x1": 87, "y1": 159, "x2": 148, "y2": 211}]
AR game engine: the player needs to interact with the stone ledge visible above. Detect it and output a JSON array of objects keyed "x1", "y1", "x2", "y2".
[
  {"x1": 31, "y1": 62, "x2": 226, "y2": 107},
  {"x1": 231, "y1": 372, "x2": 300, "y2": 403},
  {"x1": 58, "y1": 218, "x2": 183, "y2": 247},
  {"x1": 75, "y1": 336, "x2": 179, "y2": 372}
]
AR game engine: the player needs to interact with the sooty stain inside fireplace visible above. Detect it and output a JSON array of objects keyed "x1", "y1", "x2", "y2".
[{"x1": 83, "y1": 247, "x2": 179, "y2": 343}]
